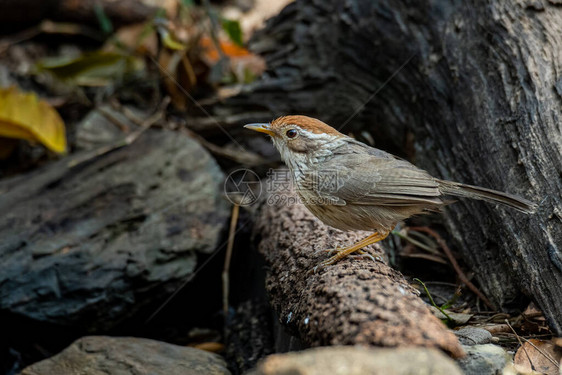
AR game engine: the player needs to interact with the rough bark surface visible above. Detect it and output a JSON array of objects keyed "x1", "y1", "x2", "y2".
[
  {"x1": 230, "y1": 0, "x2": 562, "y2": 333},
  {"x1": 0, "y1": 130, "x2": 228, "y2": 329},
  {"x1": 254, "y1": 190, "x2": 464, "y2": 357}
]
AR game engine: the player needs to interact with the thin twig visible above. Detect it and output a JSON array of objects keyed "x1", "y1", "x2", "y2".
[
  {"x1": 98, "y1": 106, "x2": 131, "y2": 132},
  {"x1": 505, "y1": 319, "x2": 536, "y2": 372},
  {"x1": 67, "y1": 99, "x2": 168, "y2": 168},
  {"x1": 111, "y1": 97, "x2": 170, "y2": 129},
  {"x1": 0, "y1": 20, "x2": 101, "y2": 55},
  {"x1": 407, "y1": 230, "x2": 438, "y2": 249},
  {"x1": 409, "y1": 226, "x2": 495, "y2": 310},
  {"x1": 520, "y1": 336, "x2": 560, "y2": 369},
  {"x1": 0, "y1": 27, "x2": 40, "y2": 55},
  {"x1": 181, "y1": 54, "x2": 197, "y2": 87},
  {"x1": 399, "y1": 253, "x2": 448, "y2": 264},
  {"x1": 223, "y1": 204, "x2": 240, "y2": 320},
  {"x1": 392, "y1": 229, "x2": 443, "y2": 256}
]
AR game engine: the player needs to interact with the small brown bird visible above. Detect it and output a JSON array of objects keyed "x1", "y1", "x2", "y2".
[{"x1": 245, "y1": 115, "x2": 536, "y2": 270}]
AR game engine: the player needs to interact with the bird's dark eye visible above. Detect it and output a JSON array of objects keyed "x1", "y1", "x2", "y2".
[{"x1": 286, "y1": 129, "x2": 298, "y2": 138}]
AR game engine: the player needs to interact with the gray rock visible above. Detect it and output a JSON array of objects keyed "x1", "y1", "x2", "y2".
[
  {"x1": 19, "y1": 336, "x2": 231, "y2": 375},
  {"x1": 457, "y1": 344, "x2": 510, "y2": 375},
  {"x1": 0, "y1": 130, "x2": 229, "y2": 329},
  {"x1": 75, "y1": 107, "x2": 135, "y2": 150},
  {"x1": 248, "y1": 346, "x2": 463, "y2": 375},
  {"x1": 455, "y1": 327, "x2": 493, "y2": 345}
]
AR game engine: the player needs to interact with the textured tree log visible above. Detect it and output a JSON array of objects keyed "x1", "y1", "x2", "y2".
[
  {"x1": 254, "y1": 189, "x2": 464, "y2": 357},
  {"x1": 230, "y1": 0, "x2": 562, "y2": 334},
  {"x1": 0, "y1": 130, "x2": 228, "y2": 329}
]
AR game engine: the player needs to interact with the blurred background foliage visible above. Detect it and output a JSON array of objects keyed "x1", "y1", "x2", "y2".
[{"x1": 0, "y1": 0, "x2": 284, "y2": 171}]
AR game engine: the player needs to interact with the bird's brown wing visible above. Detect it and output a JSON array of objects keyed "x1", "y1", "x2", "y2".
[{"x1": 305, "y1": 145, "x2": 443, "y2": 207}]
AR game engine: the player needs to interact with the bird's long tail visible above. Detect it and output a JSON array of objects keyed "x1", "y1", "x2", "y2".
[{"x1": 437, "y1": 180, "x2": 537, "y2": 214}]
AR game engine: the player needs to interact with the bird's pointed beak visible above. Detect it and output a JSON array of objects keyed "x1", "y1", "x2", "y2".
[{"x1": 244, "y1": 123, "x2": 275, "y2": 137}]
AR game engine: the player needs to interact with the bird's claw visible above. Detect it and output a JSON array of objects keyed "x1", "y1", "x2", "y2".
[
  {"x1": 308, "y1": 259, "x2": 331, "y2": 275},
  {"x1": 310, "y1": 265, "x2": 320, "y2": 275},
  {"x1": 350, "y1": 251, "x2": 376, "y2": 262}
]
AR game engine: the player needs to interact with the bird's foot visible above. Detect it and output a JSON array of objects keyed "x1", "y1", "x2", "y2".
[
  {"x1": 308, "y1": 231, "x2": 390, "y2": 275},
  {"x1": 309, "y1": 249, "x2": 377, "y2": 275},
  {"x1": 316, "y1": 245, "x2": 369, "y2": 256}
]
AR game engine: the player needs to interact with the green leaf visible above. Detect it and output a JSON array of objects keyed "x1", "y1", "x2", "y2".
[
  {"x1": 221, "y1": 18, "x2": 243, "y2": 47},
  {"x1": 94, "y1": 4, "x2": 113, "y2": 34},
  {"x1": 161, "y1": 30, "x2": 187, "y2": 51},
  {"x1": 36, "y1": 51, "x2": 143, "y2": 86}
]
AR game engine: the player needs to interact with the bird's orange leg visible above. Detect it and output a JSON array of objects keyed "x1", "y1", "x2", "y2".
[{"x1": 313, "y1": 230, "x2": 390, "y2": 273}]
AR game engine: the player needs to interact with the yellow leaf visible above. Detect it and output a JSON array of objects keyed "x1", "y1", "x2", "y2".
[
  {"x1": 161, "y1": 31, "x2": 187, "y2": 51},
  {"x1": 0, "y1": 87, "x2": 67, "y2": 153}
]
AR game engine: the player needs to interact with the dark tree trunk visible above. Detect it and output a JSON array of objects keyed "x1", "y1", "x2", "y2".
[
  {"x1": 0, "y1": 0, "x2": 157, "y2": 32},
  {"x1": 225, "y1": 0, "x2": 562, "y2": 333}
]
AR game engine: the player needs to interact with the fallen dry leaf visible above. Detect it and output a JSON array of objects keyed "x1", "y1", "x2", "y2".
[
  {"x1": 0, "y1": 86, "x2": 66, "y2": 153},
  {"x1": 199, "y1": 35, "x2": 251, "y2": 64},
  {"x1": 428, "y1": 306, "x2": 473, "y2": 325},
  {"x1": 523, "y1": 302, "x2": 542, "y2": 317},
  {"x1": 513, "y1": 339, "x2": 562, "y2": 375}
]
